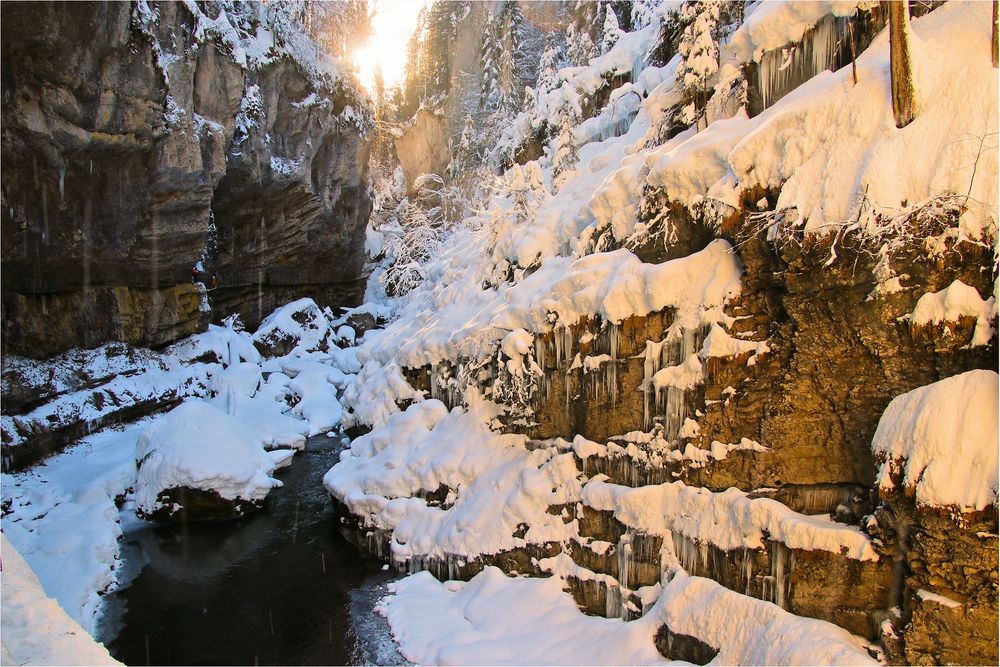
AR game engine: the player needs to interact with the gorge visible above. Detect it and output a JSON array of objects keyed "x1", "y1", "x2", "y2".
[{"x1": 1, "y1": 1, "x2": 997, "y2": 666}]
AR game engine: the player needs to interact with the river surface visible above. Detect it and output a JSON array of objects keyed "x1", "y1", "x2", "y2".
[{"x1": 98, "y1": 435, "x2": 404, "y2": 666}]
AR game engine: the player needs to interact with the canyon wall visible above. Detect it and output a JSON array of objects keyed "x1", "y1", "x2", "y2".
[{"x1": 0, "y1": 1, "x2": 372, "y2": 359}]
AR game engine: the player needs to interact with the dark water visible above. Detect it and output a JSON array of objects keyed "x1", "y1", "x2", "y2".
[{"x1": 98, "y1": 435, "x2": 403, "y2": 666}]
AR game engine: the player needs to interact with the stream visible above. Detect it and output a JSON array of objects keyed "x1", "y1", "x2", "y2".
[{"x1": 97, "y1": 434, "x2": 404, "y2": 666}]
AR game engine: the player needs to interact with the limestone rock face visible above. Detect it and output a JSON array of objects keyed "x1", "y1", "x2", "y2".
[
  {"x1": 395, "y1": 109, "x2": 450, "y2": 194},
  {"x1": 0, "y1": 1, "x2": 371, "y2": 358}
]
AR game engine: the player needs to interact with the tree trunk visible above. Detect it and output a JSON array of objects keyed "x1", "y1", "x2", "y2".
[
  {"x1": 992, "y1": 0, "x2": 998, "y2": 68},
  {"x1": 889, "y1": 1, "x2": 915, "y2": 128}
]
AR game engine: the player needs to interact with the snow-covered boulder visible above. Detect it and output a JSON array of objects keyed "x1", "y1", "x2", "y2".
[
  {"x1": 252, "y1": 298, "x2": 333, "y2": 358},
  {"x1": 134, "y1": 401, "x2": 292, "y2": 521},
  {"x1": 872, "y1": 369, "x2": 998, "y2": 512}
]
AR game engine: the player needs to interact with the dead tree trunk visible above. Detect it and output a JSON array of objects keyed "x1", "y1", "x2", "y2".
[
  {"x1": 890, "y1": 1, "x2": 915, "y2": 128},
  {"x1": 992, "y1": 0, "x2": 998, "y2": 68}
]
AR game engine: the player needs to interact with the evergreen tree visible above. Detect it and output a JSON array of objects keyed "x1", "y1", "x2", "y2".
[
  {"x1": 537, "y1": 33, "x2": 561, "y2": 94},
  {"x1": 552, "y1": 108, "x2": 579, "y2": 190},
  {"x1": 523, "y1": 86, "x2": 538, "y2": 118},
  {"x1": 567, "y1": 1, "x2": 598, "y2": 65},
  {"x1": 675, "y1": 0, "x2": 721, "y2": 126},
  {"x1": 600, "y1": 5, "x2": 622, "y2": 54},
  {"x1": 449, "y1": 113, "x2": 478, "y2": 180},
  {"x1": 479, "y1": 15, "x2": 502, "y2": 109}
]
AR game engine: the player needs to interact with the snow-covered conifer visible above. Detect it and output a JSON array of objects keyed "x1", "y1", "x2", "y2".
[
  {"x1": 675, "y1": 0, "x2": 721, "y2": 126},
  {"x1": 552, "y1": 109, "x2": 579, "y2": 191},
  {"x1": 600, "y1": 7, "x2": 622, "y2": 54},
  {"x1": 537, "y1": 34, "x2": 561, "y2": 94}
]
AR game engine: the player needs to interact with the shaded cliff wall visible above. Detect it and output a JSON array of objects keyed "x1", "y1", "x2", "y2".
[{"x1": 0, "y1": 1, "x2": 372, "y2": 358}]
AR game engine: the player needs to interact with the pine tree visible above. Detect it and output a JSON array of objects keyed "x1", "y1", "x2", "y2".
[
  {"x1": 552, "y1": 109, "x2": 579, "y2": 190},
  {"x1": 566, "y1": 2, "x2": 598, "y2": 66},
  {"x1": 576, "y1": 32, "x2": 596, "y2": 65},
  {"x1": 537, "y1": 33, "x2": 561, "y2": 94},
  {"x1": 479, "y1": 15, "x2": 502, "y2": 109},
  {"x1": 675, "y1": 0, "x2": 721, "y2": 126},
  {"x1": 450, "y1": 113, "x2": 478, "y2": 179},
  {"x1": 600, "y1": 6, "x2": 622, "y2": 55},
  {"x1": 497, "y1": 42, "x2": 518, "y2": 113},
  {"x1": 523, "y1": 86, "x2": 538, "y2": 118}
]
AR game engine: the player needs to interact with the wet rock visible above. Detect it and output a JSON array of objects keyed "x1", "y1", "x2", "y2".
[
  {"x1": 655, "y1": 625, "x2": 720, "y2": 665},
  {"x1": 136, "y1": 485, "x2": 263, "y2": 523},
  {"x1": 874, "y1": 488, "x2": 999, "y2": 665}
]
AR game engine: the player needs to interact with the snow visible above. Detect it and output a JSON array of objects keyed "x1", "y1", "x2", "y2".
[
  {"x1": 729, "y1": 1, "x2": 864, "y2": 64},
  {"x1": 325, "y1": 393, "x2": 581, "y2": 564},
  {"x1": 916, "y1": 588, "x2": 963, "y2": 609},
  {"x1": 582, "y1": 478, "x2": 878, "y2": 561},
  {"x1": 699, "y1": 323, "x2": 770, "y2": 361},
  {"x1": 2, "y1": 423, "x2": 145, "y2": 632},
  {"x1": 1, "y1": 533, "x2": 121, "y2": 666},
  {"x1": 2, "y1": 300, "x2": 354, "y2": 638},
  {"x1": 378, "y1": 567, "x2": 876, "y2": 666},
  {"x1": 283, "y1": 359, "x2": 346, "y2": 435},
  {"x1": 871, "y1": 369, "x2": 999, "y2": 512},
  {"x1": 727, "y1": 0, "x2": 998, "y2": 239},
  {"x1": 252, "y1": 297, "x2": 333, "y2": 356},
  {"x1": 378, "y1": 568, "x2": 669, "y2": 666},
  {"x1": 133, "y1": 400, "x2": 287, "y2": 516},
  {"x1": 909, "y1": 280, "x2": 997, "y2": 347}
]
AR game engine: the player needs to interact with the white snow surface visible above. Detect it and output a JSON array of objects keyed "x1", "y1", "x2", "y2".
[
  {"x1": 1, "y1": 533, "x2": 121, "y2": 666},
  {"x1": 872, "y1": 369, "x2": 999, "y2": 511},
  {"x1": 325, "y1": 393, "x2": 582, "y2": 563},
  {"x1": 2, "y1": 301, "x2": 356, "y2": 636},
  {"x1": 1, "y1": 423, "x2": 145, "y2": 633},
  {"x1": 729, "y1": 0, "x2": 863, "y2": 63},
  {"x1": 582, "y1": 478, "x2": 878, "y2": 561},
  {"x1": 378, "y1": 567, "x2": 876, "y2": 666},
  {"x1": 909, "y1": 279, "x2": 997, "y2": 347},
  {"x1": 133, "y1": 400, "x2": 286, "y2": 514}
]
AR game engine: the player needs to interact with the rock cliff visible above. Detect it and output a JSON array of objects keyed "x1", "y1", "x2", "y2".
[
  {"x1": 0, "y1": 1, "x2": 372, "y2": 359},
  {"x1": 329, "y1": 2, "x2": 998, "y2": 664}
]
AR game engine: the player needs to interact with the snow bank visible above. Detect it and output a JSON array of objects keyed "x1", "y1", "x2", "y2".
[
  {"x1": 649, "y1": 570, "x2": 876, "y2": 665},
  {"x1": 378, "y1": 566, "x2": 876, "y2": 666},
  {"x1": 133, "y1": 400, "x2": 284, "y2": 515},
  {"x1": 872, "y1": 369, "x2": 999, "y2": 511},
  {"x1": 361, "y1": 239, "x2": 742, "y2": 374},
  {"x1": 325, "y1": 394, "x2": 581, "y2": 562},
  {"x1": 1, "y1": 533, "x2": 121, "y2": 666},
  {"x1": 1, "y1": 423, "x2": 144, "y2": 632},
  {"x1": 378, "y1": 567, "x2": 667, "y2": 666},
  {"x1": 726, "y1": 0, "x2": 998, "y2": 238},
  {"x1": 582, "y1": 478, "x2": 878, "y2": 560}
]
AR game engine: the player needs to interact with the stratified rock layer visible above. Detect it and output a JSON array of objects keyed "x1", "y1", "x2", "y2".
[{"x1": 0, "y1": 1, "x2": 371, "y2": 358}]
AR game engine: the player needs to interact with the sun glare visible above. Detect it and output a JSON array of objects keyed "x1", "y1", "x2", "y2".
[{"x1": 353, "y1": 0, "x2": 434, "y2": 93}]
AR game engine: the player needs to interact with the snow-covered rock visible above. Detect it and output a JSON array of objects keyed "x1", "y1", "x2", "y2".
[
  {"x1": 872, "y1": 369, "x2": 999, "y2": 512},
  {"x1": 133, "y1": 400, "x2": 288, "y2": 521}
]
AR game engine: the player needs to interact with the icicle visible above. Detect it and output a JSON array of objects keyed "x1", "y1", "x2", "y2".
[
  {"x1": 618, "y1": 533, "x2": 633, "y2": 590},
  {"x1": 58, "y1": 167, "x2": 65, "y2": 200},
  {"x1": 769, "y1": 541, "x2": 794, "y2": 609}
]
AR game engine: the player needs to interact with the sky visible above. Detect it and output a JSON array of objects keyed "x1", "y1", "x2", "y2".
[{"x1": 352, "y1": 0, "x2": 434, "y2": 92}]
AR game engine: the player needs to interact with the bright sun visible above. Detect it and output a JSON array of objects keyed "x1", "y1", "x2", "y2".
[{"x1": 353, "y1": 0, "x2": 434, "y2": 93}]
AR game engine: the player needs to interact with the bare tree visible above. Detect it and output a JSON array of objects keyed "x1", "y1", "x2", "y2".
[
  {"x1": 889, "y1": 1, "x2": 915, "y2": 128},
  {"x1": 992, "y1": 0, "x2": 998, "y2": 68}
]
